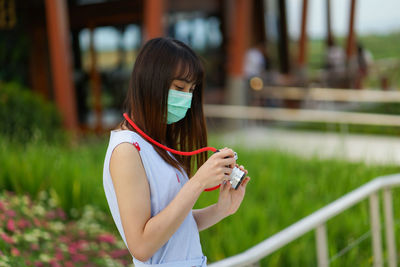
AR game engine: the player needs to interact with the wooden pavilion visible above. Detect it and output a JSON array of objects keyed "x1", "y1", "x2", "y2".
[{"x1": 0, "y1": 0, "x2": 358, "y2": 132}]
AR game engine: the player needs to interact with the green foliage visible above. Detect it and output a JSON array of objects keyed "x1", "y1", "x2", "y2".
[
  {"x1": 0, "y1": 137, "x2": 108, "y2": 221},
  {"x1": 195, "y1": 139, "x2": 400, "y2": 266},
  {"x1": 0, "y1": 82, "x2": 63, "y2": 142},
  {"x1": 0, "y1": 27, "x2": 30, "y2": 84}
]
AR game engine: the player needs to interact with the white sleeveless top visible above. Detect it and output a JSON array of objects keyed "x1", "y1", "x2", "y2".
[{"x1": 103, "y1": 130, "x2": 206, "y2": 266}]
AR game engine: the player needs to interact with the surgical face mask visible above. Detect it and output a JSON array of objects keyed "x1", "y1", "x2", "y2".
[{"x1": 167, "y1": 89, "x2": 193, "y2": 124}]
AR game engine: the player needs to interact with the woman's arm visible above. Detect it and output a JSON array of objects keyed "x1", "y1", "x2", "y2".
[
  {"x1": 193, "y1": 165, "x2": 250, "y2": 231},
  {"x1": 110, "y1": 144, "x2": 235, "y2": 262},
  {"x1": 192, "y1": 204, "x2": 225, "y2": 231}
]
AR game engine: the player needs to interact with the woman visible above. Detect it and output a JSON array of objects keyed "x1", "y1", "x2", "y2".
[{"x1": 103, "y1": 37, "x2": 250, "y2": 267}]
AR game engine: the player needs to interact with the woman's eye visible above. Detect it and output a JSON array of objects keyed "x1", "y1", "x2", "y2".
[{"x1": 175, "y1": 86, "x2": 184, "y2": 90}]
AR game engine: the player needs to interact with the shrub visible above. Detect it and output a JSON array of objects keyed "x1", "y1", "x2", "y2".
[{"x1": 0, "y1": 81, "x2": 62, "y2": 142}]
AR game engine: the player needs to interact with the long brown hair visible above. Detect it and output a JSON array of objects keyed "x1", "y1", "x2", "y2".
[{"x1": 121, "y1": 37, "x2": 208, "y2": 176}]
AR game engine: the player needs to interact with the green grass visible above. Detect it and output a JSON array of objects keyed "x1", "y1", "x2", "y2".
[{"x1": 0, "y1": 135, "x2": 399, "y2": 266}]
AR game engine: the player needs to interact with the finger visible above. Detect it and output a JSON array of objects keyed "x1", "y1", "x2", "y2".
[
  {"x1": 220, "y1": 180, "x2": 227, "y2": 192},
  {"x1": 223, "y1": 167, "x2": 232, "y2": 175},
  {"x1": 223, "y1": 180, "x2": 231, "y2": 192},
  {"x1": 223, "y1": 174, "x2": 232, "y2": 182},
  {"x1": 216, "y1": 148, "x2": 235, "y2": 159},
  {"x1": 240, "y1": 165, "x2": 249, "y2": 175},
  {"x1": 241, "y1": 177, "x2": 250, "y2": 187},
  {"x1": 221, "y1": 157, "x2": 236, "y2": 167}
]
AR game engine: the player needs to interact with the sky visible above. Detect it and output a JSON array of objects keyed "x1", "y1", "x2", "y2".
[
  {"x1": 80, "y1": 0, "x2": 400, "y2": 51},
  {"x1": 287, "y1": 0, "x2": 400, "y2": 38}
]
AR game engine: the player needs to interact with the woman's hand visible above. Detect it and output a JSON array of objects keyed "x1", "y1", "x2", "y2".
[
  {"x1": 216, "y1": 165, "x2": 250, "y2": 218},
  {"x1": 192, "y1": 148, "x2": 236, "y2": 190}
]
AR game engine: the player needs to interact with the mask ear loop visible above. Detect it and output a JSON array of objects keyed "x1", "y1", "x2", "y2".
[{"x1": 123, "y1": 113, "x2": 220, "y2": 192}]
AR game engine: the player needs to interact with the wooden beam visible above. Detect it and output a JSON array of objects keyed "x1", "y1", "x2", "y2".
[
  {"x1": 29, "y1": 26, "x2": 51, "y2": 99},
  {"x1": 326, "y1": 0, "x2": 334, "y2": 46},
  {"x1": 168, "y1": 0, "x2": 219, "y2": 13},
  {"x1": 227, "y1": 0, "x2": 251, "y2": 77},
  {"x1": 251, "y1": 0, "x2": 267, "y2": 45},
  {"x1": 69, "y1": 0, "x2": 143, "y2": 29},
  {"x1": 277, "y1": 0, "x2": 290, "y2": 74},
  {"x1": 143, "y1": 0, "x2": 165, "y2": 40},
  {"x1": 346, "y1": 0, "x2": 357, "y2": 60},
  {"x1": 298, "y1": 0, "x2": 308, "y2": 67},
  {"x1": 45, "y1": 0, "x2": 78, "y2": 131}
]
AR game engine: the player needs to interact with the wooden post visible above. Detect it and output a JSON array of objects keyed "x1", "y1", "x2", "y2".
[
  {"x1": 326, "y1": 0, "x2": 334, "y2": 46},
  {"x1": 226, "y1": 0, "x2": 252, "y2": 107},
  {"x1": 298, "y1": 0, "x2": 308, "y2": 67},
  {"x1": 45, "y1": 0, "x2": 78, "y2": 131},
  {"x1": 278, "y1": 0, "x2": 290, "y2": 74},
  {"x1": 345, "y1": 0, "x2": 357, "y2": 88},
  {"x1": 297, "y1": 0, "x2": 309, "y2": 86},
  {"x1": 346, "y1": 0, "x2": 357, "y2": 60},
  {"x1": 143, "y1": 0, "x2": 165, "y2": 41}
]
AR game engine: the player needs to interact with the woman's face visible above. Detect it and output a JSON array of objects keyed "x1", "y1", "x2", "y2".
[{"x1": 170, "y1": 79, "x2": 196, "y2": 93}]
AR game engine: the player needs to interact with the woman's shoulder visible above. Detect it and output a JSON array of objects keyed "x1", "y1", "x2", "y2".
[{"x1": 109, "y1": 128, "x2": 151, "y2": 153}]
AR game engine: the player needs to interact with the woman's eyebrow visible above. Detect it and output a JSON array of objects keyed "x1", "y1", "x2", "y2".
[{"x1": 176, "y1": 78, "x2": 192, "y2": 83}]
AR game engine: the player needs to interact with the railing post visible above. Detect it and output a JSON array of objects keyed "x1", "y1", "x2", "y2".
[
  {"x1": 383, "y1": 188, "x2": 397, "y2": 267},
  {"x1": 369, "y1": 192, "x2": 383, "y2": 267},
  {"x1": 315, "y1": 224, "x2": 329, "y2": 267}
]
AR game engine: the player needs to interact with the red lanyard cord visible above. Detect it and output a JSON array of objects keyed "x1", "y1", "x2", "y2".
[{"x1": 123, "y1": 113, "x2": 220, "y2": 191}]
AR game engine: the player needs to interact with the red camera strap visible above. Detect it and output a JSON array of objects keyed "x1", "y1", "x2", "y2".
[{"x1": 123, "y1": 113, "x2": 220, "y2": 191}]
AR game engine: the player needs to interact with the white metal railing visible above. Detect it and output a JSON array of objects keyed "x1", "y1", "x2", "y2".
[
  {"x1": 204, "y1": 87, "x2": 400, "y2": 127},
  {"x1": 209, "y1": 174, "x2": 400, "y2": 267},
  {"x1": 204, "y1": 104, "x2": 400, "y2": 127},
  {"x1": 258, "y1": 87, "x2": 400, "y2": 103}
]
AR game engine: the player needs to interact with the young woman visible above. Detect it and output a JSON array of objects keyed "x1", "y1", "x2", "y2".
[{"x1": 103, "y1": 37, "x2": 250, "y2": 267}]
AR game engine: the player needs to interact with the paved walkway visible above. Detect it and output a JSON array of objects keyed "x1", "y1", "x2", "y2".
[{"x1": 218, "y1": 127, "x2": 400, "y2": 166}]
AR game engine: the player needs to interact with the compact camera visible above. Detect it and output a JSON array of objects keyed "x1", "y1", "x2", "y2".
[{"x1": 217, "y1": 150, "x2": 246, "y2": 190}]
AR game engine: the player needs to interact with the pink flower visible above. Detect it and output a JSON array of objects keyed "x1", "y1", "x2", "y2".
[
  {"x1": 56, "y1": 208, "x2": 66, "y2": 220},
  {"x1": 45, "y1": 211, "x2": 57, "y2": 220},
  {"x1": 34, "y1": 262, "x2": 44, "y2": 267},
  {"x1": 97, "y1": 233, "x2": 116, "y2": 244},
  {"x1": 31, "y1": 243, "x2": 39, "y2": 251},
  {"x1": 0, "y1": 232, "x2": 14, "y2": 244},
  {"x1": 55, "y1": 251, "x2": 64, "y2": 261},
  {"x1": 59, "y1": 235, "x2": 70, "y2": 243},
  {"x1": 71, "y1": 253, "x2": 88, "y2": 262},
  {"x1": 110, "y1": 249, "x2": 130, "y2": 258},
  {"x1": 68, "y1": 242, "x2": 84, "y2": 255},
  {"x1": 17, "y1": 219, "x2": 31, "y2": 229},
  {"x1": 7, "y1": 219, "x2": 15, "y2": 232},
  {"x1": 78, "y1": 230, "x2": 86, "y2": 238},
  {"x1": 64, "y1": 261, "x2": 74, "y2": 267},
  {"x1": 5, "y1": 210, "x2": 16, "y2": 218},
  {"x1": 11, "y1": 247, "x2": 20, "y2": 256},
  {"x1": 33, "y1": 217, "x2": 41, "y2": 227},
  {"x1": 98, "y1": 250, "x2": 107, "y2": 257},
  {"x1": 50, "y1": 260, "x2": 62, "y2": 267}
]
